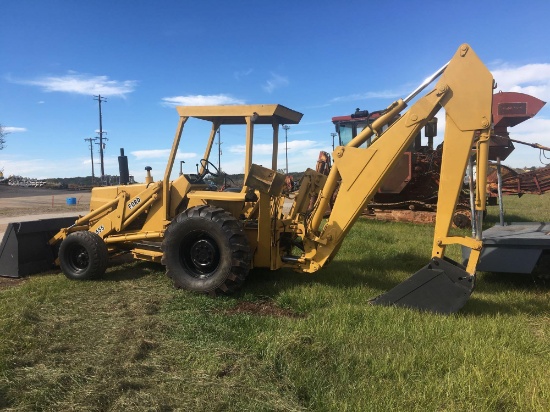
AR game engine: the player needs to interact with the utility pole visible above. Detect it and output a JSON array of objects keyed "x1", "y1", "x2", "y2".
[
  {"x1": 216, "y1": 127, "x2": 222, "y2": 172},
  {"x1": 94, "y1": 140, "x2": 105, "y2": 184},
  {"x1": 282, "y1": 125, "x2": 290, "y2": 175},
  {"x1": 93, "y1": 95, "x2": 107, "y2": 185},
  {"x1": 84, "y1": 137, "x2": 97, "y2": 184},
  {"x1": 331, "y1": 132, "x2": 337, "y2": 151}
]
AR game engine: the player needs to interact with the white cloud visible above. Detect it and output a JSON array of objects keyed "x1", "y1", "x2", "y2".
[
  {"x1": 289, "y1": 147, "x2": 328, "y2": 170},
  {"x1": 215, "y1": 157, "x2": 248, "y2": 175},
  {"x1": 432, "y1": 102, "x2": 550, "y2": 169},
  {"x1": 131, "y1": 149, "x2": 197, "y2": 160},
  {"x1": 248, "y1": 144, "x2": 329, "y2": 174},
  {"x1": 234, "y1": 68, "x2": 253, "y2": 80},
  {"x1": 3, "y1": 127, "x2": 27, "y2": 133},
  {"x1": 262, "y1": 72, "x2": 289, "y2": 93},
  {"x1": 485, "y1": 62, "x2": 550, "y2": 167},
  {"x1": 12, "y1": 72, "x2": 137, "y2": 97},
  {"x1": 303, "y1": 103, "x2": 332, "y2": 109},
  {"x1": 507, "y1": 116, "x2": 550, "y2": 133},
  {"x1": 285, "y1": 130, "x2": 311, "y2": 136},
  {"x1": 161, "y1": 94, "x2": 245, "y2": 106},
  {"x1": 229, "y1": 143, "x2": 269, "y2": 155},
  {"x1": 299, "y1": 119, "x2": 333, "y2": 126},
  {"x1": 508, "y1": 117, "x2": 550, "y2": 148},
  {"x1": 329, "y1": 62, "x2": 550, "y2": 106},
  {"x1": 229, "y1": 139, "x2": 321, "y2": 155},
  {"x1": 491, "y1": 63, "x2": 550, "y2": 101},
  {"x1": 0, "y1": 155, "x2": 93, "y2": 179},
  {"x1": 218, "y1": 152, "x2": 317, "y2": 175},
  {"x1": 330, "y1": 90, "x2": 402, "y2": 103}
]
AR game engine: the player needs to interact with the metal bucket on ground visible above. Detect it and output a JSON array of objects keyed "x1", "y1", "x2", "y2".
[
  {"x1": 370, "y1": 257, "x2": 475, "y2": 314},
  {"x1": 0, "y1": 217, "x2": 77, "y2": 278}
]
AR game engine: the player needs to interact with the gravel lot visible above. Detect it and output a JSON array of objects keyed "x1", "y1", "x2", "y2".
[
  {"x1": 0, "y1": 185, "x2": 91, "y2": 235},
  {"x1": 0, "y1": 185, "x2": 91, "y2": 212},
  {"x1": 0, "y1": 185, "x2": 90, "y2": 232},
  {"x1": 0, "y1": 186, "x2": 92, "y2": 288}
]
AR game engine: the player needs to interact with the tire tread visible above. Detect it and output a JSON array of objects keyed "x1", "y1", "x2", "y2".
[{"x1": 162, "y1": 206, "x2": 251, "y2": 295}]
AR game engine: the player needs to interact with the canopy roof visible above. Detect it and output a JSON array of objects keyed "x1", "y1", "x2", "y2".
[{"x1": 176, "y1": 104, "x2": 303, "y2": 125}]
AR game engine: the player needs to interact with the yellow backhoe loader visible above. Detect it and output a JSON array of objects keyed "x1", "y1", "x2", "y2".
[{"x1": 0, "y1": 44, "x2": 494, "y2": 313}]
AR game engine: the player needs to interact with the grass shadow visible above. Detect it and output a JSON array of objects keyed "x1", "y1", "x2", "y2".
[
  {"x1": 480, "y1": 270, "x2": 550, "y2": 290},
  {"x1": 101, "y1": 251, "x2": 549, "y2": 316},
  {"x1": 104, "y1": 257, "x2": 163, "y2": 282},
  {"x1": 242, "y1": 252, "x2": 428, "y2": 298},
  {"x1": 243, "y1": 254, "x2": 550, "y2": 316},
  {"x1": 463, "y1": 295, "x2": 550, "y2": 316},
  {"x1": 460, "y1": 271, "x2": 550, "y2": 316}
]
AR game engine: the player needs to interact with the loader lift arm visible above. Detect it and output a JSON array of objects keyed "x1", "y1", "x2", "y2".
[{"x1": 292, "y1": 44, "x2": 494, "y2": 313}]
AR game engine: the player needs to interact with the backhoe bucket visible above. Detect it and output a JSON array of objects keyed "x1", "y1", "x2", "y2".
[
  {"x1": 0, "y1": 217, "x2": 77, "y2": 278},
  {"x1": 370, "y1": 257, "x2": 474, "y2": 314}
]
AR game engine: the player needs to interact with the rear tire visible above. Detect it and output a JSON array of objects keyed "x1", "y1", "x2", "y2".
[
  {"x1": 58, "y1": 231, "x2": 108, "y2": 280},
  {"x1": 161, "y1": 206, "x2": 251, "y2": 294}
]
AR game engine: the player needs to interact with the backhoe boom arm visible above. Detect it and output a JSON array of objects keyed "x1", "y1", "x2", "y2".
[{"x1": 299, "y1": 44, "x2": 494, "y2": 276}]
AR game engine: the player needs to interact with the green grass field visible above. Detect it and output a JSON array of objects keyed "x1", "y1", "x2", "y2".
[{"x1": 1, "y1": 194, "x2": 549, "y2": 411}]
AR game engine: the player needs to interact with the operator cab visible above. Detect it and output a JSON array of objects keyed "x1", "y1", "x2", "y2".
[
  {"x1": 166, "y1": 104, "x2": 303, "y2": 217},
  {"x1": 332, "y1": 108, "x2": 437, "y2": 152}
]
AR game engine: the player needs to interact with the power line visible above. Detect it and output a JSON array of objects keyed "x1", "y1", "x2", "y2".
[
  {"x1": 84, "y1": 137, "x2": 98, "y2": 184},
  {"x1": 282, "y1": 125, "x2": 290, "y2": 175},
  {"x1": 93, "y1": 95, "x2": 107, "y2": 185},
  {"x1": 216, "y1": 127, "x2": 223, "y2": 172}
]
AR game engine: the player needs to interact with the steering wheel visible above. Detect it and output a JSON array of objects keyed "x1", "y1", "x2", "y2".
[{"x1": 199, "y1": 159, "x2": 220, "y2": 178}]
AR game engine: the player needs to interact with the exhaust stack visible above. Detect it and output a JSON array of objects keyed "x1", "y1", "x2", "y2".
[{"x1": 118, "y1": 148, "x2": 130, "y2": 185}]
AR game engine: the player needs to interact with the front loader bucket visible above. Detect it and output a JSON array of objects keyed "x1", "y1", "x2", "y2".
[
  {"x1": 370, "y1": 257, "x2": 475, "y2": 314},
  {"x1": 0, "y1": 217, "x2": 77, "y2": 278}
]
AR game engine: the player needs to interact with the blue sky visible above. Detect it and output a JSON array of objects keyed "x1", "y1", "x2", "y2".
[{"x1": 1, "y1": 0, "x2": 550, "y2": 180}]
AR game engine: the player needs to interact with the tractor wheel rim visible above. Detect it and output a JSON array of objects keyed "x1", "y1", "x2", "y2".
[
  {"x1": 190, "y1": 239, "x2": 217, "y2": 269},
  {"x1": 181, "y1": 234, "x2": 220, "y2": 278},
  {"x1": 70, "y1": 246, "x2": 89, "y2": 271}
]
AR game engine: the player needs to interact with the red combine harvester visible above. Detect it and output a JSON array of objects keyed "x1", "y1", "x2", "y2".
[
  {"x1": 332, "y1": 91, "x2": 550, "y2": 275},
  {"x1": 331, "y1": 92, "x2": 548, "y2": 228}
]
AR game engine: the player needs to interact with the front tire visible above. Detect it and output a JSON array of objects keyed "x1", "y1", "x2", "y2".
[
  {"x1": 58, "y1": 231, "x2": 108, "y2": 280},
  {"x1": 161, "y1": 206, "x2": 251, "y2": 295}
]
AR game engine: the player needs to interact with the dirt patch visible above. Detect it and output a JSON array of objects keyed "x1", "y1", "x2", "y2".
[
  {"x1": 0, "y1": 276, "x2": 27, "y2": 290},
  {"x1": 224, "y1": 300, "x2": 305, "y2": 318}
]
